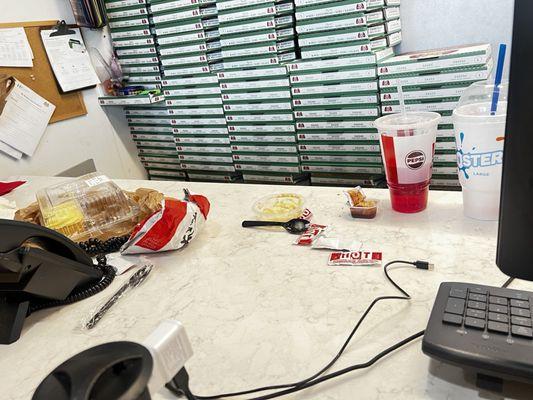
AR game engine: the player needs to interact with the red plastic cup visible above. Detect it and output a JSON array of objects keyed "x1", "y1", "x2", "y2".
[{"x1": 375, "y1": 112, "x2": 441, "y2": 214}]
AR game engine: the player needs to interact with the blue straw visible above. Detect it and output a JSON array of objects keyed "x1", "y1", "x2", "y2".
[{"x1": 490, "y1": 44, "x2": 507, "y2": 115}]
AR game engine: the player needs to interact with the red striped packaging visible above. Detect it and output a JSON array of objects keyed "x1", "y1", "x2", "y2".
[
  {"x1": 121, "y1": 192, "x2": 210, "y2": 254},
  {"x1": 328, "y1": 251, "x2": 383, "y2": 266}
]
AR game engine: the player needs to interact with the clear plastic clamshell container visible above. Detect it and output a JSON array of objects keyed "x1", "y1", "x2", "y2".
[
  {"x1": 253, "y1": 193, "x2": 304, "y2": 222},
  {"x1": 36, "y1": 173, "x2": 139, "y2": 241}
]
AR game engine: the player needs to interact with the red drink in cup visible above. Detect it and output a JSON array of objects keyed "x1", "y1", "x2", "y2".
[{"x1": 375, "y1": 112, "x2": 441, "y2": 213}]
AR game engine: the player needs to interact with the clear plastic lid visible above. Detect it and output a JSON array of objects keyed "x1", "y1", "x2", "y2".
[
  {"x1": 253, "y1": 193, "x2": 304, "y2": 222},
  {"x1": 454, "y1": 80, "x2": 508, "y2": 120},
  {"x1": 36, "y1": 173, "x2": 140, "y2": 241},
  {"x1": 374, "y1": 112, "x2": 441, "y2": 137}
]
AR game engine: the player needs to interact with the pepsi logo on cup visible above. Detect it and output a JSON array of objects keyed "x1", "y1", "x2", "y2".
[{"x1": 405, "y1": 151, "x2": 426, "y2": 170}]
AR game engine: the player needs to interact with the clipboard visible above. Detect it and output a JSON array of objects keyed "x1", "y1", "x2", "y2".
[
  {"x1": 40, "y1": 21, "x2": 100, "y2": 94},
  {"x1": 0, "y1": 20, "x2": 87, "y2": 123}
]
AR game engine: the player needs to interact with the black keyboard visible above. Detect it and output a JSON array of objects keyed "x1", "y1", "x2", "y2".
[{"x1": 423, "y1": 282, "x2": 533, "y2": 384}]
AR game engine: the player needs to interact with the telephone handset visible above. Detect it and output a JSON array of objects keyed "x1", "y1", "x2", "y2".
[{"x1": 0, "y1": 219, "x2": 116, "y2": 344}]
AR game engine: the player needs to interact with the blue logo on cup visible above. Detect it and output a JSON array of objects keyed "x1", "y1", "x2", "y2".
[{"x1": 456, "y1": 132, "x2": 503, "y2": 179}]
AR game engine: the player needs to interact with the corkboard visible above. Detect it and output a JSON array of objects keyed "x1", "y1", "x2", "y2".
[{"x1": 0, "y1": 20, "x2": 87, "y2": 123}]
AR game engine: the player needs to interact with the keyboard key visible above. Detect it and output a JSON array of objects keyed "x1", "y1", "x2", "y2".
[
  {"x1": 489, "y1": 296, "x2": 508, "y2": 306},
  {"x1": 511, "y1": 316, "x2": 532, "y2": 327},
  {"x1": 445, "y1": 298, "x2": 466, "y2": 315},
  {"x1": 470, "y1": 293, "x2": 487, "y2": 302},
  {"x1": 489, "y1": 304, "x2": 508, "y2": 314},
  {"x1": 510, "y1": 299, "x2": 530, "y2": 309},
  {"x1": 468, "y1": 301, "x2": 486, "y2": 310},
  {"x1": 465, "y1": 317, "x2": 486, "y2": 330},
  {"x1": 512, "y1": 325, "x2": 533, "y2": 339},
  {"x1": 470, "y1": 287, "x2": 488, "y2": 295},
  {"x1": 443, "y1": 313, "x2": 463, "y2": 326},
  {"x1": 488, "y1": 321, "x2": 509, "y2": 334},
  {"x1": 450, "y1": 288, "x2": 467, "y2": 299},
  {"x1": 467, "y1": 309, "x2": 486, "y2": 319},
  {"x1": 489, "y1": 312, "x2": 509, "y2": 324},
  {"x1": 511, "y1": 308, "x2": 531, "y2": 318}
]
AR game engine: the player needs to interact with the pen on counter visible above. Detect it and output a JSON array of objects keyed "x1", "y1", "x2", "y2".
[{"x1": 85, "y1": 264, "x2": 153, "y2": 330}]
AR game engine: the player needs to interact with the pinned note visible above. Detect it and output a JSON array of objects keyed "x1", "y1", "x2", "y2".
[{"x1": 0, "y1": 28, "x2": 33, "y2": 67}]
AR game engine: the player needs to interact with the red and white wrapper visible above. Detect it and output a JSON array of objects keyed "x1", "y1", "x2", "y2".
[
  {"x1": 121, "y1": 194, "x2": 210, "y2": 255},
  {"x1": 328, "y1": 251, "x2": 382, "y2": 266},
  {"x1": 294, "y1": 224, "x2": 327, "y2": 246},
  {"x1": 380, "y1": 133, "x2": 436, "y2": 185},
  {"x1": 300, "y1": 208, "x2": 313, "y2": 221}
]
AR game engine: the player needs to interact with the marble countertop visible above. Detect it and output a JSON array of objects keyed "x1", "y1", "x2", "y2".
[{"x1": 1, "y1": 176, "x2": 532, "y2": 400}]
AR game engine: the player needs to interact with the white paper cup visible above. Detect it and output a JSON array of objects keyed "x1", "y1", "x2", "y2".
[{"x1": 453, "y1": 101, "x2": 506, "y2": 220}]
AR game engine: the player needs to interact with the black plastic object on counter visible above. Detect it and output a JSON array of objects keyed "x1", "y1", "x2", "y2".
[
  {"x1": 0, "y1": 219, "x2": 115, "y2": 344},
  {"x1": 242, "y1": 218, "x2": 310, "y2": 234},
  {"x1": 33, "y1": 341, "x2": 153, "y2": 400}
]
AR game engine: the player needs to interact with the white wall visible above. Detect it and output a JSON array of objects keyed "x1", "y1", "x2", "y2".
[
  {"x1": 399, "y1": 0, "x2": 515, "y2": 78},
  {"x1": 0, "y1": 0, "x2": 516, "y2": 179},
  {"x1": 0, "y1": 0, "x2": 146, "y2": 179}
]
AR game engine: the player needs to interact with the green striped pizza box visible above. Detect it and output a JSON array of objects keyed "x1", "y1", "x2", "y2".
[
  {"x1": 234, "y1": 163, "x2": 301, "y2": 173},
  {"x1": 98, "y1": 93, "x2": 164, "y2": 106},
  {"x1": 436, "y1": 128, "x2": 455, "y2": 139},
  {"x1": 295, "y1": 0, "x2": 366, "y2": 21},
  {"x1": 275, "y1": 2, "x2": 294, "y2": 15},
  {"x1": 279, "y1": 51, "x2": 297, "y2": 63},
  {"x1": 142, "y1": 160, "x2": 186, "y2": 170},
  {"x1": 202, "y1": 18, "x2": 220, "y2": 30},
  {"x1": 274, "y1": 15, "x2": 293, "y2": 28},
  {"x1": 430, "y1": 178, "x2": 461, "y2": 188},
  {"x1": 287, "y1": 54, "x2": 377, "y2": 74},
  {"x1": 205, "y1": 29, "x2": 221, "y2": 41},
  {"x1": 180, "y1": 162, "x2": 236, "y2": 171},
  {"x1": 378, "y1": 44, "x2": 491, "y2": 76},
  {"x1": 301, "y1": 153, "x2": 382, "y2": 163},
  {"x1": 276, "y1": 27, "x2": 295, "y2": 40},
  {"x1": 139, "y1": 154, "x2": 181, "y2": 164},
  {"x1": 370, "y1": 37, "x2": 387, "y2": 52},
  {"x1": 385, "y1": 18, "x2": 401, "y2": 34},
  {"x1": 167, "y1": 106, "x2": 225, "y2": 116},
  {"x1": 227, "y1": 124, "x2": 295, "y2": 133},
  {"x1": 118, "y1": 54, "x2": 160, "y2": 66},
  {"x1": 298, "y1": 26, "x2": 369, "y2": 48},
  {"x1": 216, "y1": 0, "x2": 273, "y2": 12},
  {"x1": 106, "y1": 5, "x2": 149, "y2": 21},
  {"x1": 296, "y1": 14, "x2": 367, "y2": 35},
  {"x1": 293, "y1": 94, "x2": 379, "y2": 108},
  {"x1": 109, "y1": 17, "x2": 150, "y2": 30},
  {"x1": 220, "y1": 43, "x2": 279, "y2": 59},
  {"x1": 161, "y1": 75, "x2": 219, "y2": 87},
  {"x1": 174, "y1": 136, "x2": 231, "y2": 144},
  {"x1": 298, "y1": 142, "x2": 381, "y2": 153},
  {"x1": 378, "y1": 63, "x2": 493, "y2": 89},
  {"x1": 310, "y1": 172, "x2": 385, "y2": 187},
  {"x1": 206, "y1": 40, "x2": 222, "y2": 51},
  {"x1": 242, "y1": 173, "x2": 309, "y2": 184},
  {"x1": 225, "y1": 113, "x2": 294, "y2": 122},
  {"x1": 135, "y1": 142, "x2": 176, "y2": 151},
  {"x1": 219, "y1": 30, "x2": 278, "y2": 47},
  {"x1": 228, "y1": 133, "x2": 297, "y2": 143},
  {"x1": 301, "y1": 41, "x2": 372, "y2": 60},
  {"x1": 178, "y1": 154, "x2": 234, "y2": 162},
  {"x1": 289, "y1": 67, "x2": 377, "y2": 85},
  {"x1": 384, "y1": 6, "x2": 400, "y2": 21},
  {"x1": 220, "y1": 78, "x2": 290, "y2": 92},
  {"x1": 125, "y1": 107, "x2": 169, "y2": 117},
  {"x1": 433, "y1": 152, "x2": 457, "y2": 163},
  {"x1": 294, "y1": 106, "x2": 379, "y2": 119},
  {"x1": 158, "y1": 42, "x2": 209, "y2": 57},
  {"x1": 385, "y1": 0, "x2": 400, "y2": 5},
  {"x1": 435, "y1": 140, "x2": 456, "y2": 151},
  {"x1": 175, "y1": 144, "x2": 232, "y2": 153},
  {"x1": 160, "y1": 54, "x2": 210, "y2": 67},
  {"x1": 232, "y1": 154, "x2": 300, "y2": 163},
  {"x1": 116, "y1": 46, "x2": 158, "y2": 57},
  {"x1": 156, "y1": 30, "x2": 207, "y2": 46},
  {"x1": 380, "y1": 84, "x2": 471, "y2": 102},
  {"x1": 122, "y1": 64, "x2": 160, "y2": 73},
  {"x1": 150, "y1": 6, "x2": 202, "y2": 25},
  {"x1": 365, "y1": 9, "x2": 384, "y2": 24},
  {"x1": 218, "y1": 16, "x2": 276, "y2": 36},
  {"x1": 296, "y1": 120, "x2": 377, "y2": 131},
  {"x1": 187, "y1": 172, "x2": 242, "y2": 182},
  {"x1": 130, "y1": 124, "x2": 174, "y2": 133},
  {"x1": 171, "y1": 126, "x2": 228, "y2": 135},
  {"x1": 137, "y1": 147, "x2": 180, "y2": 155},
  {"x1": 301, "y1": 163, "x2": 384, "y2": 174},
  {"x1": 297, "y1": 132, "x2": 379, "y2": 141},
  {"x1": 200, "y1": 6, "x2": 218, "y2": 18},
  {"x1": 217, "y1": 66, "x2": 287, "y2": 81},
  {"x1": 217, "y1": 3, "x2": 276, "y2": 25},
  {"x1": 113, "y1": 36, "x2": 156, "y2": 48},
  {"x1": 110, "y1": 26, "x2": 153, "y2": 40},
  {"x1": 221, "y1": 89, "x2": 291, "y2": 103},
  {"x1": 163, "y1": 86, "x2": 221, "y2": 97},
  {"x1": 277, "y1": 40, "x2": 295, "y2": 53},
  {"x1": 230, "y1": 144, "x2": 298, "y2": 153},
  {"x1": 164, "y1": 97, "x2": 223, "y2": 106},
  {"x1": 381, "y1": 100, "x2": 459, "y2": 115},
  {"x1": 215, "y1": 54, "x2": 280, "y2": 70},
  {"x1": 105, "y1": 0, "x2": 148, "y2": 9},
  {"x1": 128, "y1": 116, "x2": 172, "y2": 125},
  {"x1": 295, "y1": 0, "x2": 355, "y2": 7},
  {"x1": 148, "y1": 169, "x2": 187, "y2": 180},
  {"x1": 168, "y1": 116, "x2": 227, "y2": 125},
  {"x1": 433, "y1": 164, "x2": 459, "y2": 176},
  {"x1": 131, "y1": 133, "x2": 175, "y2": 142},
  {"x1": 367, "y1": 23, "x2": 385, "y2": 39},
  {"x1": 366, "y1": 0, "x2": 384, "y2": 10},
  {"x1": 162, "y1": 64, "x2": 212, "y2": 77},
  {"x1": 223, "y1": 101, "x2": 292, "y2": 112},
  {"x1": 153, "y1": 20, "x2": 204, "y2": 37},
  {"x1": 125, "y1": 73, "x2": 162, "y2": 83}
]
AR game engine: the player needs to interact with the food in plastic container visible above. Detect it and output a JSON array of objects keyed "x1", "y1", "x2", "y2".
[
  {"x1": 253, "y1": 193, "x2": 304, "y2": 222},
  {"x1": 36, "y1": 173, "x2": 140, "y2": 241},
  {"x1": 344, "y1": 187, "x2": 378, "y2": 219}
]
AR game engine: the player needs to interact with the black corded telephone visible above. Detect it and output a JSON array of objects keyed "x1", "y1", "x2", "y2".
[{"x1": 0, "y1": 219, "x2": 116, "y2": 344}]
